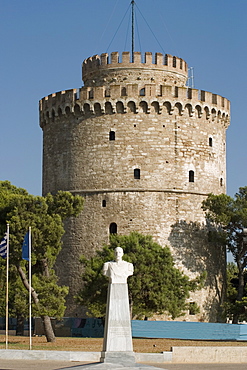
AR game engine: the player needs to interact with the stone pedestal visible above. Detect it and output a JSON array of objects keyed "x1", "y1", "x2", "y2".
[{"x1": 100, "y1": 283, "x2": 135, "y2": 365}]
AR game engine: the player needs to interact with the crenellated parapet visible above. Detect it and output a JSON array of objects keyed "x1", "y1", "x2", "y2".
[
  {"x1": 82, "y1": 52, "x2": 188, "y2": 87},
  {"x1": 39, "y1": 84, "x2": 230, "y2": 128}
]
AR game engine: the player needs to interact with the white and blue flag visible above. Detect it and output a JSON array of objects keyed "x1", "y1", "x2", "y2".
[{"x1": 0, "y1": 233, "x2": 7, "y2": 259}]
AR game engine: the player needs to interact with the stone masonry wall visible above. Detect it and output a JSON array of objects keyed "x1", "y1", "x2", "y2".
[{"x1": 40, "y1": 52, "x2": 230, "y2": 321}]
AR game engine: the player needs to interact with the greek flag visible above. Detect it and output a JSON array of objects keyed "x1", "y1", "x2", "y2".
[{"x1": 0, "y1": 233, "x2": 7, "y2": 259}]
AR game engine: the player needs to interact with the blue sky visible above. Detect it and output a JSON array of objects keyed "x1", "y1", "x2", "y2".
[{"x1": 0, "y1": 0, "x2": 246, "y2": 197}]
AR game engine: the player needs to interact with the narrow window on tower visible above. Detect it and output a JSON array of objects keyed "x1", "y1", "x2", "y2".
[
  {"x1": 88, "y1": 89, "x2": 94, "y2": 99},
  {"x1": 134, "y1": 168, "x2": 141, "y2": 179},
  {"x1": 189, "y1": 170, "x2": 194, "y2": 183},
  {"x1": 220, "y1": 178, "x2": 223, "y2": 187},
  {"x1": 105, "y1": 88, "x2": 110, "y2": 97},
  {"x1": 109, "y1": 131, "x2": 115, "y2": 141},
  {"x1": 109, "y1": 223, "x2": 117, "y2": 234},
  {"x1": 102, "y1": 200, "x2": 106, "y2": 207},
  {"x1": 121, "y1": 87, "x2": 127, "y2": 96},
  {"x1": 140, "y1": 88, "x2": 145, "y2": 96},
  {"x1": 209, "y1": 137, "x2": 213, "y2": 147}
]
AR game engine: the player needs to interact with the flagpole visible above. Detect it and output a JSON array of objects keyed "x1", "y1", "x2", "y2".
[
  {"x1": 5, "y1": 223, "x2": 9, "y2": 350},
  {"x1": 28, "y1": 226, "x2": 32, "y2": 350}
]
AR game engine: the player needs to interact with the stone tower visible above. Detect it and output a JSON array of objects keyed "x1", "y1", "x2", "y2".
[{"x1": 40, "y1": 51, "x2": 230, "y2": 321}]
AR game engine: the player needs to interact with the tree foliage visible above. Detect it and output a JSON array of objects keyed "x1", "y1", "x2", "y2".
[
  {"x1": 202, "y1": 187, "x2": 247, "y2": 323},
  {"x1": 77, "y1": 232, "x2": 206, "y2": 320},
  {"x1": 0, "y1": 181, "x2": 84, "y2": 341},
  {"x1": 223, "y1": 262, "x2": 247, "y2": 322}
]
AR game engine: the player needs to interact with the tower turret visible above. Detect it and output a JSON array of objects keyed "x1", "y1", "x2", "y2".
[{"x1": 82, "y1": 51, "x2": 188, "y2": 87}]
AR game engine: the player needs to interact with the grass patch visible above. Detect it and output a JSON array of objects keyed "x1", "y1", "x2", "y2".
[{"x1": 0, "y1": 335, "x2": 247, "y2": 353}]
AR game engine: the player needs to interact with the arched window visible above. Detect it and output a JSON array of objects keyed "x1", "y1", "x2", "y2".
[
  {"x1": 174, "y1": 102, "x2": 182, "y2": 116},
  {"x1": 94, "y1": 103, "x2": 101, "y2": 116},
  {"x1": 127, "y1": 101, "x2": 136, "y2": 113},
  {"x1": 105, "y1": 102, "x2": 113, "y2": 115},
  {"x1": 65, "y1": 106, "x2": 70, "y2": 115},
  {"x1": 164, "y1": 101, "x2": 171, "y2": 115},
  {"x1": 195, "y1": 105, "x2": 202, "y2": 118},
  {"x1": 151, "y1": 101, "x2": 159, "y2": 114},
  {"x1": 189, "y1": 170, "x2": 194, "y2": 183},
  {"x1": 109, "y1": 131, "x2": 115, "y2": 141},
  {"x1": 74, "y1": 104, "x2": 80, "y2": 115},
  {"x1": 140, "y1": 101, "x2": 148, "y2": 113},
  {"x1": 134, "y1": 168, "x2": 140, "y2": 179},
  {"x1": 83, "y1": 103, "x2": 90, "y2": 115},
  {"x1": 116, "y1": 101, "x2": 124, "y2": 114},
  {"x1": 109, "y1": 223, "x2": 117, "y2": 234},
  {"x1": 209, "y1": 137, "x2": 213, "y2": 147}
]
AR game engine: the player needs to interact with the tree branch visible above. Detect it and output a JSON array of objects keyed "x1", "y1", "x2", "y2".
[{"x1": 17, "y1": 265, "x2": 40, "y2": 306}]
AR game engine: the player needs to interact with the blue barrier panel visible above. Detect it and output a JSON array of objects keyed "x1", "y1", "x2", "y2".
[
  {"x1": 131, "y1": 320, "x2": 245, "y2": 341},
  {"x1": 239, "y1": 324, "x2": 247, "y2": 340},
  {"x1": 71, "y1": 318, "x2": 104, "y2": 338}
]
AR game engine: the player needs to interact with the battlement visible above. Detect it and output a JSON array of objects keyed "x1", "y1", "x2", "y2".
[
  {"x1": 82, "y1": 52, "x2": 188, "y2": 87},
  {"x1": 39, "y1": 84, "x2": 230, "y2": 128}
]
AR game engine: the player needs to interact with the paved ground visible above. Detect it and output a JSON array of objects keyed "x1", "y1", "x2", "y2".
[
  {"x1": 0, "y1": 360, "x2": 247, "y2": 370},
  {"x1": 149, "y1": 364, "x2": 247, "y2": 370}
]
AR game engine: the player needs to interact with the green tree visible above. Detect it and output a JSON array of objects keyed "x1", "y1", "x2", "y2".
[
  {"x1": 77, "y1": 232, "x2": 205, "y2": 320},
  {"x1": 202, "y1": 187, "x2": 247, "y2": 323},
  {"x1": 0, "y1": 181, "x2": 83, "y2": 341},
  {"x1": 223, "y1": 262, "x2": 247, "y2": 322}
]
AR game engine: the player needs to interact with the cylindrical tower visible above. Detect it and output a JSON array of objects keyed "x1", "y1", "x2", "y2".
[{"x1": 40, "y1": 51, "x2": 230, "y2": 321}]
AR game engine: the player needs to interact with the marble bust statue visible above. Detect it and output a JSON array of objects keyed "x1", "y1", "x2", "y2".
[{"x1": 102, "y1": 247, "x2": 134, "y2": 284}]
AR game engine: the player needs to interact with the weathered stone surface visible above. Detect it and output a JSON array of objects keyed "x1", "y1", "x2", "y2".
[{"x1": 40, "y1": 51, "x2": 230, "y2": 321}]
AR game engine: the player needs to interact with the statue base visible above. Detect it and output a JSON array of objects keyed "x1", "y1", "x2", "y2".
[{"x1": 100, "y1": 351, "x2": 136, "y2": 366}]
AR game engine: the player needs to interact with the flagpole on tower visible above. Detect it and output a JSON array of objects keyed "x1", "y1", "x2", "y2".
[
  {"x1": 5, "y1": 223, "x2": 9, "y2": 350},
  {"x1": 131, "y1": 0, "x2": 135, "y2": 62}
]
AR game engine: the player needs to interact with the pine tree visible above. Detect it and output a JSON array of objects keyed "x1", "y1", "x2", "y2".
[
  {"x1": 0, "y1": 181, "x2": 83, "y2": 341},
  {"x1": 77, "y1": 232, "x2": 205, "y2": 319}
]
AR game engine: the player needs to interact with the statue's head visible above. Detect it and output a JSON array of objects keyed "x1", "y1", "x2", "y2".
[{"x1": 114, "y1": 247, "x2": 123, "y2": 262}]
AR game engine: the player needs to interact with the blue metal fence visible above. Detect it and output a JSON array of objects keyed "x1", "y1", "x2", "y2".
[
  {"x1": 2, "y1": 317, "x2": 247, "y2": 340},
  {"x1": 131, "y1": 320, "x2": 247, "y2": 341}
]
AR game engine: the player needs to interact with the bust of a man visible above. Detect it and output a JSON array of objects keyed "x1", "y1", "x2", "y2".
[{"x1": 102, "y1": 247, "x2": 133, "y2": 284}]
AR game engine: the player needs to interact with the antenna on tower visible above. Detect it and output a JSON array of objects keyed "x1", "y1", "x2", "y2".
[
  {"x1": 131, "y1": 0, "x2": 135, "y2": 62},
  {"x1": 187, "y1": 67, "x2": 195, "y2": 88}
]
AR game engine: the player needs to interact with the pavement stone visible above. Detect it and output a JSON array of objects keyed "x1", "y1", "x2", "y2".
[{"x1": 0, "y1": 360, "x2": 247, "y2": 370}]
